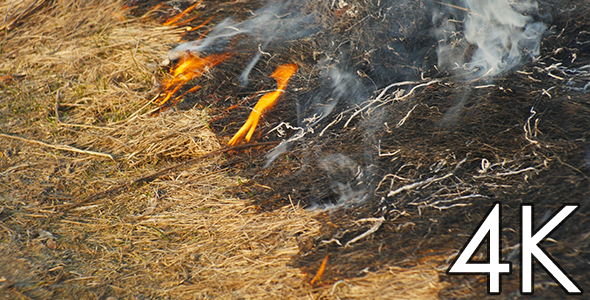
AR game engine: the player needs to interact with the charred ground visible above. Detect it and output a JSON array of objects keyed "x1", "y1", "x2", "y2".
[
  {"x1": 160, "y1": 0, "x2": 590, "y2": 298},
  {"x1": 1, "y1": 0, "x2": 589, "y2": 299}
]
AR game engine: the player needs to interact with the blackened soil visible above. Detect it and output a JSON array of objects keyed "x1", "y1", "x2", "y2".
[{"x1": 147, "y1": 0, "x2": 590, "y2": 298}]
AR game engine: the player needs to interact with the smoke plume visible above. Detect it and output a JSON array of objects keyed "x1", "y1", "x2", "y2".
[
  {"x1": 165, "y1": 1, "x2": 318, "y2": 85},
  {"x1": 434, "y1": 0, "x2": 547, "y2": 77},
  {"x1": 161, "y1": 0, "x2": 551, "y2": 209}
]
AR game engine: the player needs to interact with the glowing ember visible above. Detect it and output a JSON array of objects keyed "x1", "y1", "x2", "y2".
[
  {"x1": 156, "y1": 52, "x2": 231, "y2": 107},
  {"x1": 228, "y1": 63, "x2": 298, "y2": 146}
]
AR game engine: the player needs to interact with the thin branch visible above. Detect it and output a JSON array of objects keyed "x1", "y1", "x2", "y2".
[
  {"x1": 319, "y1": 112, "x2": 343, "y2": 137},
  {"x1": 0, "y1": 133, "x2": 114, "y2": 160},
  {"x1": 387, "y1": 173, "x2": 453, "y2": 197},
  {"x1": 396, "y1": 103, "x2": 419, "y2": 128},
  {"x1": 473, "y1": 165, "x2": 543, "y2": 178},
  {"x1": 435, "y1": 1, "x2": 471, "y2": 13},
  {"x1": 344, "y1": 80, "x2": 421, "y2": 128},
  {"x1": 345, "y1": 217, "x2": 385, "y2": 248}
]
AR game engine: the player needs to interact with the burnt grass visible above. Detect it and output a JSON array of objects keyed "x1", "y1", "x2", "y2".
[{"x1": 149, "y1": 0, "x2": 589, "y2": 298}]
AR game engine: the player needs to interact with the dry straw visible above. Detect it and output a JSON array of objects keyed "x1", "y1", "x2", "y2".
[{"x1": 0, "y1": 0, "x2": 444, "y2": 298}]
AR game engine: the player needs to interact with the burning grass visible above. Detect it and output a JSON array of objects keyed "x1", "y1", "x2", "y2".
[
  {"x1": 228, "y1": 63, "x2": 298, "y2": 146},
  {"x1": 4, "y1": 0, "x2": 587, "y2": 298},
  {"x1": 0, "y1": 0, "x2": 446, "y2": 299},
  {"x1": 155, "y1": 52, "x2": 231, "y2": 108}
]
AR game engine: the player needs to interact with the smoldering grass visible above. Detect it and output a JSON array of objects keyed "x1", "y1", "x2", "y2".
[{"x1": 0, "y1": 1, "x2": 449, "y2": 299}]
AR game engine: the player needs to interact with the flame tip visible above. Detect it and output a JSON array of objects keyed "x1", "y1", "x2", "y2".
[
  {"x1": 156, "y1": 52, "x2": 231, "y2": 108},
  {"x1": 228, "y1": 63, "x2": 298, "y2": 145}
]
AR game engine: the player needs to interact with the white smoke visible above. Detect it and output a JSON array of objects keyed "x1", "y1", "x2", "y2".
[
  {"x1": 434, "y1": 0, "x2": 547, "y2": 77},
  {"x1": 264, "y1": 60, "x2": 367, "y2": 166},
  {"x1": 165, "y1": 1, "x2": 317, "y2": 85},
  {"x1": 312, "y1": 154, "x2": 369, "y2": 210}
]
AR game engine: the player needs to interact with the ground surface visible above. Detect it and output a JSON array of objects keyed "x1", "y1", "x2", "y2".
[{"x1": 1, "y1": 0, "x2": 589, "y2": 299}]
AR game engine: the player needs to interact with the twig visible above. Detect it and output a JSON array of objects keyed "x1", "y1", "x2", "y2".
[
  {"x1": 377, "y1": 141, "x2": 400, "y2": 157},
  {"x1": 1, "y1": 0, "x2": 47, "y2": 31},
  {"x1": 345, "y1": 80, "x2": 439, "y2": 128},
  {"x1": 54, "y1": 89, "x2": 61, "y2": 123},
  {"x1": 396, "y1": 103, "x2": 419, "y2": 128},
  {"x1": 387, "y1": 173, "x2": 453, "y2": 197},
  {"x1": 105, "y1": 95, "x2": 160, "y2": 136},
  {"x1": 344, "y1": 14, "x2": 370, "y2": 32},
  {"x1": 55, "y1": 141, "x2": 280, "y2": 214},
  {"x1": 412, "y1": 194, "x2": 485, "y2": 210},
  {"x1": 473, "y1": 165, "x2": 543, "y2": 178},
  {"x1": 2, "y1": 2, "x2": 11, "y2": 29},
  {"x1": 319, "y1": 112, "x2": 343, "y2": 137},
  {"x1": 0, "y1": 162, "x2": 42, "y2": 176},
  {"x1": 344, "y1": 80, "x2": 421, "y2": 128},
  {"x1": 330, "y1": 280, "x2": 352, "y2": 295},
  {"x1": 376, "y1": 80, "x2": 439, "y2": 107},
  {"x1": 469, "y1": 68, "x2": 494, "y2": 82},
  {"x1": 319, "y1": 238, "x2": 342, "y2": 247},
  {"x1": 345, "y1": 217, "x2": 385, "y2": 248},
  {"x1": 555, "y1": 157, "x2": 590, "y2": 183},
  {"x1": 435, "y1": 1, "x2": 471, "y2": 13},
  {"x1": 432, "y1": 203, "x2": 472, "y2": 210},
  {"x1": 56, "y1": 122, "x2": 116, "y2": 131},
  {"x1": 474, "y1": 84, "x2": 495, "y2": 89},
  {"x1": 0, "y1": 133, "x2": 114, "y2": 160}
]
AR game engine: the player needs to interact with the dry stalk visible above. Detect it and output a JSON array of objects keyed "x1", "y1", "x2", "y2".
[
  {"x1": 322, "y1": 264, "x2": 445, "y2": 299},
  {"x1": 343, "y1": 80, "x2": 438, "y2": 128},
  {"x1": 0, "y1": 0, "x2": 47, "y2": 31},
  {"x1": 0, "y1": 133, "x2": 114, "y2": 160},
  {"x1": 344, "y1": 216, "x2": 385, "y2": 248},
  {"x1": 343, "y1": 80, "x2": 421, "y2": 128},
  {"x1": 387, "y1": 173, "x2": 453, "y2": 197}
]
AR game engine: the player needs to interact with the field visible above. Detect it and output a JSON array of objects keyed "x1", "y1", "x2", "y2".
[{"x1": 1, "y1": 0, "x2": 589, "y2": 299}]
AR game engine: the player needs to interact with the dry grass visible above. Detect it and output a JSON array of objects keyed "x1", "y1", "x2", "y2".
[
  {"x1": 0, "y1": 0, "x2": 444, "y2": 298},
  {"x1": 322, "y1": 264, "x2": 444, "y2": 300}
]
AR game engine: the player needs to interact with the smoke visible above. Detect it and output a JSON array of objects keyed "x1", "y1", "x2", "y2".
[
  {"x1": 161, "y1": 0, "x2": 551, "y2": 209},
  {"x1": 311, "y1": 154, "x2": 370, "y2": 210},
  {"x1": 434, "y1": 0, "x2": 547, "y2": 77},
  {"x1": 166, "y1": 1, "x2": 318, "y2": 85},
  {"x1": 265, "y1": 56, "x2": 369, "y2": 166}
]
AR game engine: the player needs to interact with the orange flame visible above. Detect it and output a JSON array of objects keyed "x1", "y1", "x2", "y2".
[
  {"x1": 186, "y1": 16, "x2": 214, "y2": 32},
  {"x1": 163, "y1": 1, "x2": 201, "y2": 26},
  {"x1": 156, "y1": 52, "x2": 231, "y2": 107},
  {"x1": 228, "y1": 63, "x2": 298, "y2": 146},
  {"x1": 310, "y1": 254, "x2": 329, "y2": 285}
]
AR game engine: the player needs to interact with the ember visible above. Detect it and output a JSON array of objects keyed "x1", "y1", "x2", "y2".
[{"x1": 228, "y1": 63, "x2": 298, "y2": 146}]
